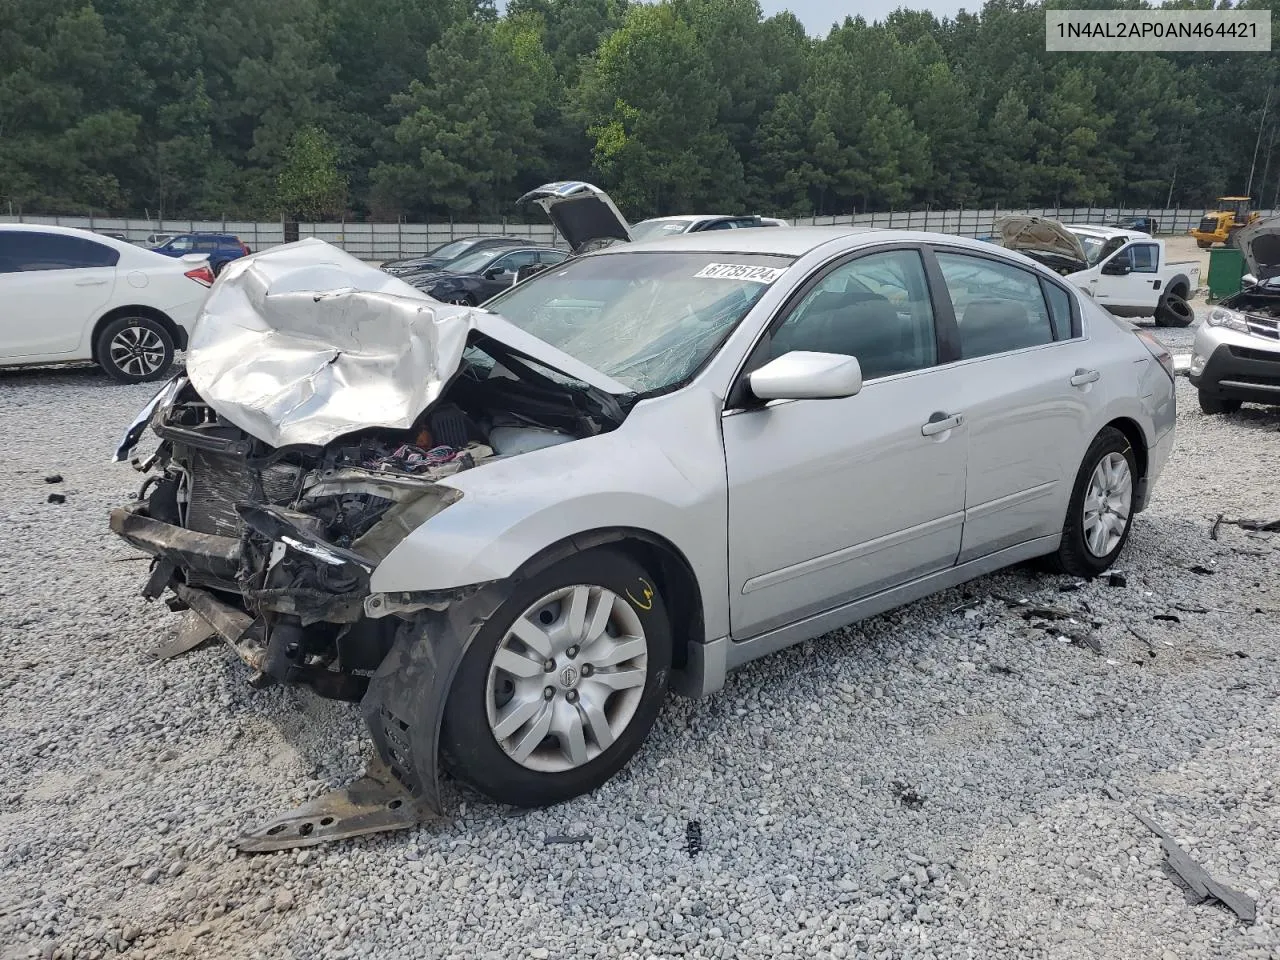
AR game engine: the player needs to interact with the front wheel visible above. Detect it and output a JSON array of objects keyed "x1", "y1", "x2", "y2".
[
  {"x1": 1199, "y1": 391, "x2": 1242, "y2": 415},
  {"x1": 440, "y1": 547, "x2": 671, "y2": 808},
  {"x1": 1048, "y1": 427, "x2": 1137, "y2": 578},
  {"x1": 96, "y1": 316, "x2": 175, "y2": 384}
]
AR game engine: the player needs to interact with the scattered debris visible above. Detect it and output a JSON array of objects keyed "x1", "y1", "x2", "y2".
[
  {"x1": 1212, "y1": 515, "x2": 1280, "y2": 539},
  {"x1": 890, "y1": 781, "x2": 926, "y2": 811},
  {"x1": 950, "y1": 598, "x2": 981, "y2": 613},
  {"x1": 43, "y1": 474, "x2": 62, "y2": 484},
  {"x1": 1188, "y1": 564, "x2": 1216, "y2": 576},
  {"x1": 988, "y1": 663, "x2": 1018, "y2": 676},
  {"x1": 1233, "y1": 651, "x2": 1250, "y2": 659},
  {"x1": 685, "y1": 820, "x2": 703, "y2": 856},
  {"x1": 1108, "y1": 572, "x2": 1127, "y2": 588},
  {"x1": 1174, "y1": 604, "x2": 1210, "y2": 614},
  {"x1": 1019, "y1": 604, "x2": 1076, "y2": 622},
  {"x1": 544, "y1": 834, "x2": 591, "y2": 846},
  {"x1": 46, "y1": 493, "x2": 65, "y2": 504},
  {"x1": 1131, "y1": 809, "x2": 1257, "y2": 923},
  {"x1": 1128, "y1": 627, "x2": 1158, "y2": 659},
  {"x1": 1153, "y1": 614, "x2": 1181, "y2": 624},
  {"x1": 1058, "y1": 581, "x2": 1085, "y2": 593},
  {"x1": 1049, "y1": 625, "x2": 1102, "y2": 655}
]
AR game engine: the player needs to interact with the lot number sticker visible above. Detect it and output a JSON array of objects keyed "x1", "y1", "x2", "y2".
[{"x1": 694, "y1": 263, "x2": 787, "y2": 284}]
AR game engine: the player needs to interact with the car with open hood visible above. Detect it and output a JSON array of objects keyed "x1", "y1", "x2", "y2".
[
  {"x1": 997, "y1": 216, "x2": 1198, "y2": 327},
  {"x1": 110, "y1": 230, "x2": 1174, "y2": 847},
  {"x1": 1190, "y1": 215, "x2": 1280, "y2": 414},
  {"x1": 518, "y1": 180, "x2": 787, "y2": 254}
]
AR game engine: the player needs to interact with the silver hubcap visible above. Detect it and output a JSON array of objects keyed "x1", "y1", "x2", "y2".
[
  {"x1": 486, "y1": 585, "x2": 648, "y2": 773},
  {"x1": 109, "y1": 325, "x2": 165, "y2": 377},
  {"x1": 1083, "y1": 452, "x2": 1132, "y2": 557}
]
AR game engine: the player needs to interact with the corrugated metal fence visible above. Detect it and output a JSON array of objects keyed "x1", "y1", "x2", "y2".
[{"x1": 3, "y1": 206, "x2": 1273, "y2": 259}]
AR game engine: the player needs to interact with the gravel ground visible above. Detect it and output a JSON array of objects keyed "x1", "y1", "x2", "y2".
[{"x1": 2, "y1": 315, "x2": 1279, "y2": 960}]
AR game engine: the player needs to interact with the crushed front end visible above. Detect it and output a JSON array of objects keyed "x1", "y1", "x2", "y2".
[{"x1": 111, "y1": 376, "x2": 480, "y2": 698}]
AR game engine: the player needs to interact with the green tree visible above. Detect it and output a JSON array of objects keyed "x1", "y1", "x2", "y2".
[{"x1": 277, "y1": 125, "x2": 348, "y2": 218}]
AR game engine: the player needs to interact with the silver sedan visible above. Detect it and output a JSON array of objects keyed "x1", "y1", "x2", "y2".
[{"x1": 112, "y1": 228, "x2": 1177, "y2": 826}]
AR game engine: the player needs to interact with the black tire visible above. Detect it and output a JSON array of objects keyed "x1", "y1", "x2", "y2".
[
  {"x1": 1154, "y1": 293, "x2": 1194, "y2": 328},
  {"x1": 1199, "y1": 391, "x2": 1242, "y2": 415},
  {"x1": 440, "y1": 547, "x2": 672, "y2": 808},
  {"x1": 95, "y1": 315, "x2": 175, "y2": 384},
  {"x1": 1047, "y1": 427, "x2": 1138, "y2": 578},
  {"x1": 212, "y1": 259, "x2": 228, "y2": 276},
  {"x1": 445, "y1": 294, "x2": 475, "y2": 306}
]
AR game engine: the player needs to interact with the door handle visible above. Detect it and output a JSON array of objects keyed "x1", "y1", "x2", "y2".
[
  {"x1": 921, "y1": 412, "x2": 963, "y2": 436},
  {"x1": 1070, "y1": 368, "x2": 1101, "y2": 387},
  {"x1": 75, "y1": 278, "x2": 108, "y2": 286}
]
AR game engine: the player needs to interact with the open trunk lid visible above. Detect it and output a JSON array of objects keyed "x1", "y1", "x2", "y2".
[
  {"x1": 185, "y1": 238, "x2": 630, "y2": 449},
  {"x1": 517, "y1": 181, "x2": 632, "y2": 254}
]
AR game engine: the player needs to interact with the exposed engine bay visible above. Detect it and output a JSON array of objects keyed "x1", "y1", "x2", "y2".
[{"x1": 113, "y1": 335, "x2": 626, "y2": 702}]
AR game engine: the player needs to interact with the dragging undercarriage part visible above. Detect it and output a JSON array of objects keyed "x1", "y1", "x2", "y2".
[
  {"x1": 237, "y1": 755, "x2": 442, "y2": 852},
  {"x1": 148, "y1": 610, "x2": 217, "y2": 660}
]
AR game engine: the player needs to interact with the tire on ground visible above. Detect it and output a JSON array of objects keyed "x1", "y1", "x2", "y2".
[
  {"x1": 1046, "y1": 426, "x2": 1138, "y2": 578},
  {"x1": 440, "y1": 546, "x2": 672, "y2": 808},
  {"x1": 95, "y1": 315, "x2": 175, "y2": 384},
  {"x1": 1154, "y1": 293, "x2": 1194, "y2": 328}
]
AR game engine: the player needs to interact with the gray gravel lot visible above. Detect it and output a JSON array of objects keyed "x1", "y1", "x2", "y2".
[{"x1": 2, "y1": 317, "x2": 1278, "y2": 960}]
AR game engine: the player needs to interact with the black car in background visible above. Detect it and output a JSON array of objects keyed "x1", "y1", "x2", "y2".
[
  {"x1": 1111, "y1": 216, "x2": 1160, "y2": 235},
  {"x1": 380, "y1": 236, "x2": 528, "y2": 276},
  {"x1": 403, "y1": 246, "x2": 568, "y2": 305}
]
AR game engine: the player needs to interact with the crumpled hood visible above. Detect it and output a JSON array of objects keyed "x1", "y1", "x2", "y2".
[
  {"x1": 995, "y1": 216, "x2": 1088, "y2": 265},
  {"x1": 186, "y1": 238, "x2": 629, "y2": 449},
  {"x1": 1235, "y1": 215, "x2": 1280, "y2": 281}
]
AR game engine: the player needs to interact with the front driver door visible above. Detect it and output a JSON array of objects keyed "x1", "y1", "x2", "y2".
[
  {"x1": 0, "y1": 231, "x2": 118, "y2": 358},
  {"x1": 1091, "y1": 242, "x2": 1158, "y2": 312},
  {"x1": 722, "y1": 247, "x2": 971, "y2": 639}
]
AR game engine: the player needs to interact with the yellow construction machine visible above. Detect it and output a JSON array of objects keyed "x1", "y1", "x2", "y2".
[{"x1": 1189, "y1": 196, "x2": 1260, "y2": 248}]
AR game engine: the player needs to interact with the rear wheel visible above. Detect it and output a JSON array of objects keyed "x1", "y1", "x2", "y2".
[
  {"x1": 1047, "y1": 427, "x2": 1137, "y2": 578},
  {"x1": 445, "y1": 294, "x2": 475, "y2": 306},
  {"x1": 1199, "y1": 391, "x2": 1242, "y2": 415},
  {"x1": 96, "y1": 316, "x2": 174, "y2": 384},
  {"x1": 440, "y1": 547, "x2": 671, "y2": 808}
]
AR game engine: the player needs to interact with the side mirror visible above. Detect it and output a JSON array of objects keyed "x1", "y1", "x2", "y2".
[
  {"x1": 1102, "y1": 258, "x2": 1131, "y2": 276},
  {"x1": 748, "y1": 351, "x2": 863, "y2": 402}
]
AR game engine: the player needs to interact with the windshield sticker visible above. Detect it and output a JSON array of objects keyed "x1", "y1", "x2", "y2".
[{"x1": 694, "y1": 263, "x2": 787, "y2": 284}]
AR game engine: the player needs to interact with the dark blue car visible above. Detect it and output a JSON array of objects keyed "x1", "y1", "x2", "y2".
[{"x1": 152, "y1": 233, "x2": 251, "y2": 275}]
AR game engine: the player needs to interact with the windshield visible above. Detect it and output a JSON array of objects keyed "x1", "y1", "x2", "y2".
[
  {"x1": 480, "y1": 250, "x2": 794, "y2": 392},
  {"x1": 447, "y1": 248, "x2": 505, "y2": 275},
  {"x1": 629, "y1": 219, "x2": 694, "y2": 243},
  {"x1": 1074, "y1": 235, "x2": 1105, "y2": 265}
]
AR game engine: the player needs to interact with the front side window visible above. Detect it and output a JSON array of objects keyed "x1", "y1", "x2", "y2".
[
  {"x1": 165, "y1": 237, "x2": 195, "y2": 253},
  {"x1": 935, "y1": 252, "x2": 1054, "y2": 359},
  {"x1": 1130, "y1": 243, "x2": 1159, "y2": 273},
  {"x1": 482, "y1": 250, "x2": 794, "y2": 393},
  {"x1": 768, "y1": 249, "x2": 938, "y2": 380},
  {"x1": 492, "y1": 251, "x2": 540, "y2": 273}
]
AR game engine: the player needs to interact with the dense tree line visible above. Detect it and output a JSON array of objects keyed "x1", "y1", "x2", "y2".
[{"x1": 2, "y1": 0, "x2": 1279, "y2": 222}]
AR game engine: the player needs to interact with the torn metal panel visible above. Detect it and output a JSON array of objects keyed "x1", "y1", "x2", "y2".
[
  {"x1": 187, "y1": 239, "x2": 629, "y2": 449},
  {"x1": 237, "y1": 756, "x2": 439, "y2": 852}
]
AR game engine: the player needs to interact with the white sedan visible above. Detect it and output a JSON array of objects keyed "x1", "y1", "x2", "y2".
[{"x1": 0, "y1": 223, "x2": 214, "y2": 382}]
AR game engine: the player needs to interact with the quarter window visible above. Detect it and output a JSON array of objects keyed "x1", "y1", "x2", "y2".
[
  {"x1": 1042, "y1": 280, "x2": 1075, "y2": 340},
  {"x1": 935, "y1": 252, "x2": 1055, "y2": 359},
  {"x1": 768, "y1": 249, "x2": 937, "y2": 379}
]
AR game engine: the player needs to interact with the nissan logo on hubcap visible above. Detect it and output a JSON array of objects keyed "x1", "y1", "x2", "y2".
[{"x1": 559, "y1": 665, "x2": 579, "y2": 688}]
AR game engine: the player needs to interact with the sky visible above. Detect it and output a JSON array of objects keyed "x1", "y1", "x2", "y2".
[{"x1": 767, "y1": 0, "x2": 972, "y2": 35}]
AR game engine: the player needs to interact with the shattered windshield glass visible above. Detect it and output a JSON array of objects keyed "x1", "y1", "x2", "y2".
[{"x1": 481, "y1": 251, "x2": 794, "y2": 392}]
